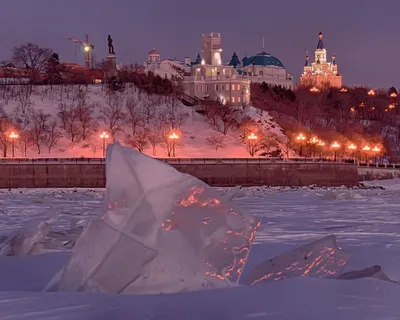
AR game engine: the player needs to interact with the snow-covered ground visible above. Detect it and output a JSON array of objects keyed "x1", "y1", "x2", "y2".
[
  {"x1": 1, "y1": 180, "x2": 400, "y2": 319},
  {"x1": 0, "y1": 84, "x2": 289, "y2": 158}
]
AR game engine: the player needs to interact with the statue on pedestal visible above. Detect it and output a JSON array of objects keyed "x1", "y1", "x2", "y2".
[{"x1": 108, "y1": 35, "x2": 115, "y2": 55}]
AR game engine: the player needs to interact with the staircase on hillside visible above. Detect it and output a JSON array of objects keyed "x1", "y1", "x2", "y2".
[
  {"x1": 178, "y1": 92, "x2": 199, "y2": 106},
  {"x1": 178, "y1": 92, "x2": 221, "y2": 114}
]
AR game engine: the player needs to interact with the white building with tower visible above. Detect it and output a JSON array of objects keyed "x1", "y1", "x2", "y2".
[{"x1": 143, "y1": 32, "x2": 293, "y2": 105}]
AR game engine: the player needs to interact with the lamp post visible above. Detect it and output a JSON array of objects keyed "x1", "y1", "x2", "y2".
[
  {"x1": 308, "y1": 136, "x2": 319, "y2": 158},
  {"x1": 372, "y1": 146, "x2": 380, "y2": 164},
  {"x1": 169, "y1": 132, "x2": 179, "y2": 157},
  {"x1": 295, "y1": 133, "x2": 306, "y2": 157},
  {"x1": 9, "y1": 131, "x2": 18, "y2": 158},
  {"x1": 317, "y1": 140, "x2": 325, "y2": 158},
  {"x1": 331, "y1": 141, "x2": 340, "y2": 161},
  {"x1": 247, "y1": 133, "x2": 258, "y2": 157},
  {"x1": 100, "y1": 131, "x2": 109, "y2": 157},
  {"x1": 347, "y1": 143, "x2": 357, "y2": 163},
  {"x1": 362, "y1": 145, "x2": 371, "y2": 163}
]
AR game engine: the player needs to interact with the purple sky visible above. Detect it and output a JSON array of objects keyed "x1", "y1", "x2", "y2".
[{"x1": 0, "y1": 0, "x2": 397, "y2": 88}]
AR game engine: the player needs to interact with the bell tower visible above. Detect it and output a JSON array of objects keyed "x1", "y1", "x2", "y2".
[
  {"x1": 201, "y1": 32, "x2": 222, "y2": 65},
  {"x1": 315, "y1": 32, "x2": 327, "y2": 63}
]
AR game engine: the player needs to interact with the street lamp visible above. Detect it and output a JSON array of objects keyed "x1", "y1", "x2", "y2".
[
  {"x1": 169, "y1": 132, "x2": 179, "y2": 157},
  {"x1": 308, "y1": 136, "x2": 319, "y2": 158},
  {"x1": 247, "y1": 132, "x2": 258, "y2": 157},
  {"x1": 331, "y1": 141, "x2": 340, "y2": 161},
  {"x1": 367, "y1": 89, "x2": 375, "y2": 96},
  {"x1": 347, "y1": 143, "x2": 357, "y2": 163},
  {"x1": 317, "y1": 140, "x2": 325, "y2": 158},
  {"x1": 295, "y1": 133, "x2": 306, "y2": 157},
  {"x1": 99, "y1": 131, "x2": 109, "y2": 157},
  {"x1": 9, "y1": 131, "x2": 18, "y2": 158},
  {"x1": 362, "y1": 145, "x2": 371, "y2": 163}
]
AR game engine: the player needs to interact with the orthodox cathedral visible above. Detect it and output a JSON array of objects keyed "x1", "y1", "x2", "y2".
[{"x1": 300, "y1": 32, "x2": 342, "y2": 88}]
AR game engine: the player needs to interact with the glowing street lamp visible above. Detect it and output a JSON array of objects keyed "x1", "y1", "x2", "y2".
[
  {"x1": 310, "y1": 87, "x2": 320, "y2": 93},
  {"x1": 372, "y1": 146, "x2": 380, "y2": 153},
  {"x1": 169, "y1": 132, "x2": 179, "y2": 157},
  {"x1": 331, "y1": 141, "x2": 340, "y2": 161},
  {"x1": 390, "y1": 92, "x2": 397, "y2": 98},
  {"x1": 83, "y1": 45, "x2": 91, "y2": 52},
  {"x1": 9, "y1": 131, "x2": 18, "y2": 158},
  {"x1": 367, "y1": 89, "x2": 375, "y2": 96},
  {"x1": 362, "y1": 145, "x2": 371, "y2": 152},
  {"x1": 347, "y1": 143, "x2": 357, "y2": 162},
  {"x1": 247, "y1": 132, "x2": 258, "y2": 157},
  {"x1": 100, "y1": 131, "x2": 109, "y2": 157}
]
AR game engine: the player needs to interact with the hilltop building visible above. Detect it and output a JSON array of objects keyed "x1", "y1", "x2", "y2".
[
  {"x1": 144, "y1": 33, "x2": 293, "y2": 105},
  {"x1": 300, "y1": 32, "x2": 342, "y2": 88}
]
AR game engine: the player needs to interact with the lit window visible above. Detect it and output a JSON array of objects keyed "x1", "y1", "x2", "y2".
[
  {"x1": 232, "y1": 84, "x2": 235, "y2": 90},
  {"x1": 232, "y1": 97, "x2": 236, "y2": 103},
  {"x1": 237, "y1": 85, "x2": 241, "y2": 90},
  {"x1": 238, "y1": 97, "x2": 241, "y2": 103}
]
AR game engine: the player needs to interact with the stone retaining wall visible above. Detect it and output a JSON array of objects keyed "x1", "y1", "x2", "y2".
[{"x1": 0, "y1": 162, "x2": 359, "y2": 188}]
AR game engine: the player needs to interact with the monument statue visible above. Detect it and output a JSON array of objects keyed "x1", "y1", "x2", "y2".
[{"x1": 108, "y1": 35, "x2": 115, "y2": 55}]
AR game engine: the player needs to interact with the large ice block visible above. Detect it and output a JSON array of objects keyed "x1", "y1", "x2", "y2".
[{"x1": 56, "y1": 142, "x2": 260, "y2": 294}]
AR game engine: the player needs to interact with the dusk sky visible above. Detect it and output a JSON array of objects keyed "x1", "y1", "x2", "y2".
[{"x1": 0, "y1": 0, "x2": 398, "y2": 89}]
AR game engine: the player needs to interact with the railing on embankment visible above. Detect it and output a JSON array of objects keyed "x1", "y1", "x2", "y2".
[{"x1": 0, "y1": 161, "x2": 359, "y2": 188}]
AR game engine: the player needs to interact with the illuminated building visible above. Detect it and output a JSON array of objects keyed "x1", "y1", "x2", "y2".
[{"x1": 300, "y1": 32, "x2": 342, "y2": 88}]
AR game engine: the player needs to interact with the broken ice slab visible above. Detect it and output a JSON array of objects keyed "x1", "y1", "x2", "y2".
[
  {"x1": 242, "y1": 235, "x2": 351, "y2": 286},
  {"x1": 56, "y1": 142, "x2": 260, "y2": 294},
  {"x1": 0, "y1": 210, "x2": 61, "y2": 256}
]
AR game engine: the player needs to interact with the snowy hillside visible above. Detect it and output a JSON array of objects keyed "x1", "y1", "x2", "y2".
[{"x1": 0, "y1": 84, "x2": 288, "y2": 158}]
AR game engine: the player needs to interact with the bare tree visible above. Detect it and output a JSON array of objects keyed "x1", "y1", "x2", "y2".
[
  {"x1": 0, "y1": 112, "x2": 13, "y2": 157},
  {"x1": 206, "y1": 134, "x2": 225, "y2": 151},
  {"x1": 142, "y1": 95, "x2": 159, "y2": 125},
  {"x1": 148, "y1": 131, "x2": 162, "y2": 156},
  {"x1": 99, "y1": 93, "x2": 126, "y2": 141},
  {"x1": 163, "y1": 94, "x2": 188, "y2": 129},
  {"x1": 12, "y1": 43, "x2": 52, "y2": 84},
  {"x1": 77, "y1": 103, "x2": 97, "y2": 141},
  {"x1": 43, "y1": 119, "x2": 61, "y2": 154},
  {"x1": 16, "y1": 86, "x2": 33, "y2": 114},
  {"x1": 19, "y1": 129, "x2": 34, "y2": 157},
  {"x1": 125, "y1": 128, "x2": 149, "y2": 152},
  {"x1": 57, "y1": 103, "x2": 80, "y2": 143},
  {"x1": 205, "y1": 104, "x2": 242, "y2": 135},
  {"x1": 125, "y1": 97, "x2": 144, "y2": 135},
  {"x1": 31, "y1": 109, "x2": 50, "y2": 154}
]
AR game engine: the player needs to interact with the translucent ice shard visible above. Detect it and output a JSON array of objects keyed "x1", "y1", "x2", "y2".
[
  {"x1": 0, "y1": 209, "x2": 60, "y2": 256},
  {"x1": 243, "y1": 235, "x2": 351, "y2": 286},
  {"x1": 56, "y1": 142, "x2": 260, "y2": 294}
]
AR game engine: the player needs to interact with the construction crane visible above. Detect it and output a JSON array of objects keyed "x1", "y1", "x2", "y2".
[{"x1": 67, "y1": 34, "x2": 95, "y2": 69}]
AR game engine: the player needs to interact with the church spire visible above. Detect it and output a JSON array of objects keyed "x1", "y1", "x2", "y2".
[
  {"x1": 332, "y1": 53, "x2": 336, "y2": 65},
  {"x1": 305, "y1": 51, "x2": 309, "y2": 66},
  {"x1": 316, "y1": 31, "x2": 324, "y2": 50}
]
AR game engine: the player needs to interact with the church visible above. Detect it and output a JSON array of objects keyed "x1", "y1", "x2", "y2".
[{"x1": 300, "y1": 32, "x2": 342, "y2": 88}]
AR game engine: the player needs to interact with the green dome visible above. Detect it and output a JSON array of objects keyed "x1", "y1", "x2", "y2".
[{"x1": 247, "y1": 51, "x2": 285, "y2": 68}]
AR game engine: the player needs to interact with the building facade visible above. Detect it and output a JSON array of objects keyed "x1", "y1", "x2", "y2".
[
  {"x1": 228, "y1": 51, "x2": 293, "y2": 89},
  {"x1": 143, "y1": 32, "x2": 294, "y2": 105},
  {"x1": 144, "y1": 33, "x2": 251, "y2": 106},
  {"x1": 184, "y1": 32, "x2": 251, "y2": 105},
  {"x1": 300, "y1": 32, "x2": 342, "y2": 88}
]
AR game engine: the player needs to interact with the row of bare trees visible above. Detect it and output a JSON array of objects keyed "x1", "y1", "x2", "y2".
[{"x1": 251, "y1": 83, "x2": 399, "y2": 155}]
